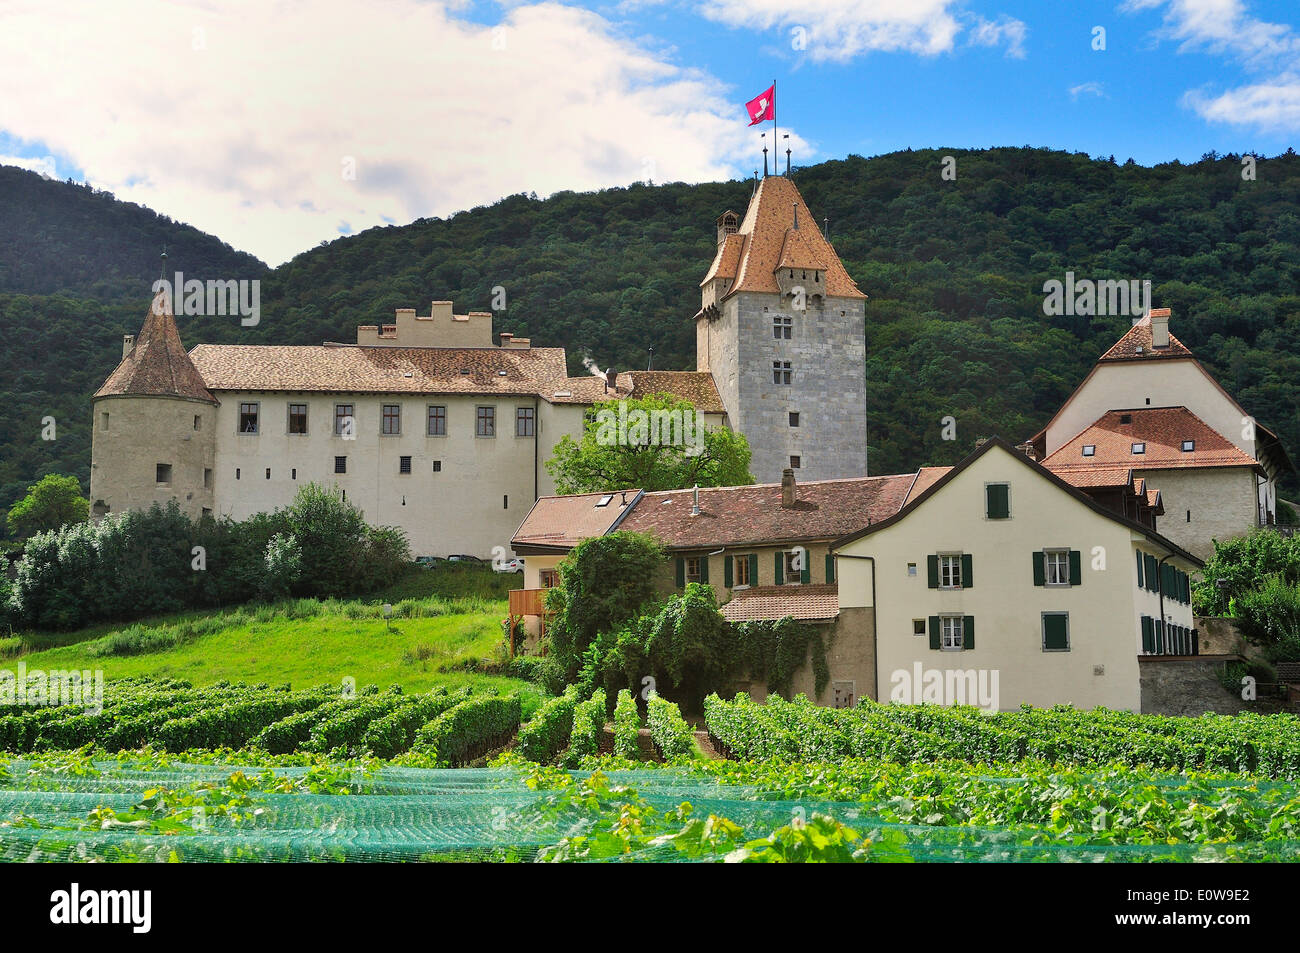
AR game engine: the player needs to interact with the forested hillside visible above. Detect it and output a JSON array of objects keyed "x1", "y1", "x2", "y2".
[{"x1": 2, "y1": 146, "x2": 1299, "y2": 518}]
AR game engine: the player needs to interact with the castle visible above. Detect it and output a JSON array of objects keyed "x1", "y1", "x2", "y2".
[{"x1": 90, "y1": 172, "x2": 865, "y2": 556}]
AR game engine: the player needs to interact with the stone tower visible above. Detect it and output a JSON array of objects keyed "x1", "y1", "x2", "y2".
[
  {"x1": 90, "y1": 291, "x2": 219, "y2": 520},
  {"x1": 696, "y1": 175, "x2": 867, "y2": 482}
]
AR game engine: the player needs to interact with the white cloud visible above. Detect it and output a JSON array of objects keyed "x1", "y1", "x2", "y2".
[
  {"x1": 0, "y1": 154, "x2": 58, "y2": 177},
  {"x1": 1069, "y1": 81, "x2": 1106, "y2": 100},
  {"x1": 1184, "y1": 73, "x2": 1300, "y2": 130},
  {"x1": 968, "y1": 15, "x2": 1028, "y2": 59},
  {"x1": 0, "y1": 0, "x2": 806, "y2": 266},
  {"x1": 696, "y1": 0, "x2": 965, "y2": 62}
]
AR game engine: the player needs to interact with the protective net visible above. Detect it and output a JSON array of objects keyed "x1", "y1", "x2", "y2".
[{"x1": 2, "y1": 761, "x2": 1298, "y2": 862}]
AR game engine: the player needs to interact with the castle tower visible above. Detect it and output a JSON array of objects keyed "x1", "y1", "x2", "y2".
[
  {"x1": 696, "y1": 176, "x2": 867, "y2": 482},
  {"x1": 90, "y1": 291, "x2": 219, "y2": 520}
]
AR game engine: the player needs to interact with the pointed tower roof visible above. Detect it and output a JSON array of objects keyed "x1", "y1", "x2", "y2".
[
  {"x1": 723, "y1": 176, "x2": 865, "y2": 299},
  {"x1": 95, "y1": 291, "x2": 217, "y2": 403},
  {"x1": 1099, "y1": 313, "x2": 1194, "y2": 362}
]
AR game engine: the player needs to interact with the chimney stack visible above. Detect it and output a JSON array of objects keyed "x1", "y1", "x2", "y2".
[
  {"x1": 1015, "y1": 441, "x2": 1039, "y2": 462},
  {"x1": 499, "y1": 332, "x2": 512, "y2": 347},
  {"x1": 781, "y1": 468, "x2": 796, "y2": 508},
  {"x1": 1149, "y1": 307, "x2": 1171, "y2": 348},
  {"x1": 691, "y1": 485, "x2": 701, "y2": 517},
  {"x1": 122, "y1": 334, "x2": 135, "y2": 359},
  {"x1": 604, "y1": 368, "x2": 617, "y2": 394}
]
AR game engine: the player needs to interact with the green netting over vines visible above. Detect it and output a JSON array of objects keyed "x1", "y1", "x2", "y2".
[{"x1": 4, "y1": 761, "x2": 1298, "y2": 862}]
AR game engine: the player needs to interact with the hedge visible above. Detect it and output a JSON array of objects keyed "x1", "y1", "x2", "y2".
[
  {"x1": 516, "y1": 686, "x2": 579, "y2": 763},
  {"x1": 564, "y1": 689, "x2": 606, "y2": 764},
  {"x1": 613, "y1": 689, "x2": 640, "y2": 759},
  {"x1": 410, "y1": 694, "x2": 522, "y2": 767},
  {"x1": 361, "y1": 688, "x2": 466, "y2": 759},
  {"x1": 646, "y1": 694, "x2": 694, "y2": 760}
]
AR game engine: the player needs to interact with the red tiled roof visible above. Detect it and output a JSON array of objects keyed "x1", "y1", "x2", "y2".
[
  {"x1": 1098, "y1": 314, "x2": 1195, "y2": 362},
  {"x1": 721, "y1": 584, "x2": 839, "y2": 623},
  {"x1": 616, "y1": 371, "x2": 726, "y2": 414},
  {"x1": 700, "y1": 232, "x2": 746, "y2": 287},
  {"x1": 905, "y1": 466, "x2": 950, "y2": 504},
  {"x1": 1041, "y1": 407, "x2": 1260, "y2": 476},
  {"x1": 724, "y1": 176, "x2": 865, "y2": 300},
  {"x1": 95, "y1": 293, "x2": 217, "y2": 404},
  {"x1": 1053, "y1": 466, "x2": 1135, "y2": 489},
  {"x1": 618, "y1": 474, "x2": 915, "y2": 549},
  {"x1": 512, "y1": 490, "x2": 640, "y2": 551}
]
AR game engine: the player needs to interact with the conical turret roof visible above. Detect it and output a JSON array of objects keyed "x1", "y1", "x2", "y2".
[{"x1": 95, "y1": 291, "x2": 217, "y2": 403}]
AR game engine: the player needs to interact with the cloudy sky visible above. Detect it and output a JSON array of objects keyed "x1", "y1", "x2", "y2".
[{"x1": 1, "y1": 0, "x2": 1297, "y2": 265}]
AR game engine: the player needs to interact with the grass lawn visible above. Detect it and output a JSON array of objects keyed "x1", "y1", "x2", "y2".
[{"x1": 4, "y1": 565, "x2": 544, "y2": 709}]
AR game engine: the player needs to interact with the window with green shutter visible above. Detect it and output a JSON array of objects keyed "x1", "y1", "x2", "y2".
[
  {"x1": 927, "y1": 554, "x2": 939, "y2": 588},
  {"x1": 774, "y1": 551, "x2": 784, "y2": 586},
  {"x1": 723, "y1": 556, "x2": 733, "y2": 588},
  {"x1": 985, "y1": 483, "x2": 1010, "y2": 519},
  {"x1": 1136, "y1": 550, "x2": 1144, "y2": 588},
  {"x1": 1141, "y1": 616, "x2": 1154, "y2": 653},
  {"x1": 825, "y1": 554, "x2": 835, "y2": 584},
  {"x1": 1042, "y1": 612, "x2": 1069, "y2": 651},
  {"x1": 1144, "y1": 554, "x2": 1159, "y2": 592},
  {"x1": 674, "y1": 557, "x2": 685, "y2": 588},
  {"x1": 748, "y1": 553, "x2": 759, "y2": 586},
  {"x1": 699, "y1": 556, "x2": 709, "y2": 584},
  {"x1": 963, "y1": 616, "x2": 974, "y2": 650},
  {"x1": 928, "y1": 616, "x2": 941, "y2": 650},
  {"x1": 1032, "y1": 551, "x2": 1046, "y2": 586},
  {"x1": 800, "y1": 557, "x2": 811, "y2": 584},
  {"x1": 961, "y1": 553, "x2": 973, "y2": 588},
  {"x1": 1068, "y1": 550, "x2": 1082, "y2": 586}
]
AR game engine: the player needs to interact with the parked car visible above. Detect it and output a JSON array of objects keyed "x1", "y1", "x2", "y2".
[
  {"x1": 447, "y1": 554, "x2": 485, "y2": 564},
  {"x1": 413, "y1": 555, "x2": 446, "y2": 569},
  {"x1": 493, "y1": 557, "x2": 525, "y2": 574}
]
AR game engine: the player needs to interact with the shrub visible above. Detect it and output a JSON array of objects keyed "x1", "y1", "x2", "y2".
[
  {"x1": 564, "y1": 689, "x2": 605, "y2": 764},
  {"x1": 361, "y1": 688, "x2": 465, "y2": 759},
  {"x1": 613, "y1": 689, "x2": 640, "y2": 759},
  {"x1": 1194, "y1": 531, "x2": 1300, "y2": 616},
  {"x1": 1235, "y1": 574, "x2": 1300, "y2": 656},
  {"x1": 646, "y1": 693, "x2": 695, "y2": 760},
  {"x1": 516, "y1": 687, "x2": 579, "y2": 763},
  {"x1": 410, "y1": 694, "x2": 521, "y2": 767}
]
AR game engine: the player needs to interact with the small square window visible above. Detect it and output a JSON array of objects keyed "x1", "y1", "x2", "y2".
[
  {"x1": 156, "y1": 463, "x2": 172, "y2": 484},
  {"x1": 432, "y1": 460, "x2": 442, "y2": 472},
  {"x1": 790, "y1": 455, "x2": 801, "y2": 469},
  {"x1": 912, "y1": 619, "x2": 926, "y2": 636},
  {"x1": 1181, "y1": 440, "x2": 1195, "y2": 452},
  {"x1": 1081, "y1": 444, "x2": 1095, "y2": 456},
  {"x1": 399, "y1": 456, "x2": 412, "y2": 474},
  {"x1": 239, "y1": 402, "x2": 259, "y2": 434},
  {"x1": 907, "y1": 562, "x2": 917, "y2": 576},
  {"x1": 288, "y1": 404, "x2": 308, "y2": 434},
  {"x1": 335, "y1": 456, "x2": 347, "y2": 474},
  {"x1": 1132, "y1": 442, "x2": 1146, "y2": 454},
  {"x1": 789, "y1": 412, "x2": 800, "y2": 427}
]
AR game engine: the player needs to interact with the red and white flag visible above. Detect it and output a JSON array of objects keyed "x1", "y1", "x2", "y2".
[{"x1": 745, "y1": 84, "x2": 775, "y2": 126}]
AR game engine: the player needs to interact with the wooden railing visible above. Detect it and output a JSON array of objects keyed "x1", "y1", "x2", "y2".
[{"x1": 508, "y1": 588, "x2": 549, "y2": 617}]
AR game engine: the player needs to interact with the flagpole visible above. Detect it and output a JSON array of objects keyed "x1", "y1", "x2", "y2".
[{"x1": 772, "y1": 78, "x2": 777, "y2": 177}]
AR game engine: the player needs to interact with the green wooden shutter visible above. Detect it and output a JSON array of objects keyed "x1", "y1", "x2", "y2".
[
  {"x1": 749, "y1": 554, "x2": 759, "y2": 586},
  {"x1": 699, "y1": 555, "x2": 709, "y2": 584},
  {"x1": 674, "y1": 557, "x2": 685, "y2": 588},
  {"x1": 1141, "y1": 616, "x2": 1154, "y2": 653},
  {"x1": 1145, "y1": 554, "x2": 1158, "y2": 592},
  {"x1": 1155, "y1": 620, "x2": 1164, "y2": 654},
  {"x1": 723, "y1": 555, "x2": 733, "y2": 588},
  {"x1": 800, "y1": 557, "x2": 811, "y2": 584},
  {"x1": 963, "y1": 616, "x2": 974, "y2": 650},
  {"x1": 927, "y1": 554, "x2": 939, "y2": 588},
  {"x1": 1032, "y1": 551, "x2": 1045, "y2": 586},
  {"x1": 986, "y1": 484, "x2": 1009, "y2": 519},
  {"x1": 825, "y1": 554, "x2": 835, "y2": 584},
  {"x1": 1068, "y1": 550, "x2": 1082, "y2": 586},
  {"x1": 774, "y1": 552, "x2": 784, "y2": 586},
  {"x1": 1043, "y1": 614, "x2": 1068, "y2": 651},
  {"x1": 961, "y1": 553, "x2": 973, "y2": 589},
  {"x1": 928, "y1": 616, "x2": 941, "y2": 650},
  {"x1": 1181, "y1": 572, "x2": 1191, "y2": 604},
  {"x1": 1136, "y1": 550, "x2": 1144, "y2": 587}
]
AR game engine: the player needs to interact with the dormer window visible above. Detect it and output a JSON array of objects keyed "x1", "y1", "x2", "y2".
[
  {"x1": 1132, "y1": 442, "x2": 1146, "y2": 454},
  {"x1": 1181, "y1": 440, "x2": 1195, "y2": 452},
  {"x1": 1082, "y1": 445, "x2": 1095, "y2": 457}
]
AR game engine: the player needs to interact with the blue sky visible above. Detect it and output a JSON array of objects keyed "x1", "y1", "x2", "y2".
[{"x1": 0, "y1": 0, "x2": 1296, "y2": 263}]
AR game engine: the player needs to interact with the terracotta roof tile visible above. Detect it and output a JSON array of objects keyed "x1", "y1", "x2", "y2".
[
  {"x1": 95, "y1": 293, "x2": 217, "y2": 403},
  {"x1": 905, "y1": 466, "x2": 951, "y2": 504},
  {"x1": 1099, "y1": 315, "x2": 1195, "y2": 362},
  {"x1": 512, "y1": 490, "x2": 640, "y2": 550},
  {"x1": 721, "y1": 583, "x2": 839, "y2": 623},
  {"x1": 618, "y1": 473, "x2": 915, "y2": 549},
  {"x1": 1053, "y1": 466, "x2": 1135, "y2": 489},
  {"x1": 1042, "y1": 407, "x2": 1259, "y2": 475},
  {"x1": 724, "y1": 176, "x2": 865, "y2": 300},
  {"x1": 700, "y1": 232, "x2": 746, "y2": 287},
  {"x1": 616, "y1": 371, "x2": 726, "y2": 414}
]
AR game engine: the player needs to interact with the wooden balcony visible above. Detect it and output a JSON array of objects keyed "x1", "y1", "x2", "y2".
[{"x1": 508, "y1": 587, "x2": 550, "y2": 617}]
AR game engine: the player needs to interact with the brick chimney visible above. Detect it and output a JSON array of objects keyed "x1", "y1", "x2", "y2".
[
  {"x1": 499, "y1": 332, "x2": 513, "y2": 347},
  {"x1": 1149, "y1": 307, "x2": 1171, "y2": 348},
  {"x1": 781, "y1": 468, "x2": 796, "y2": 508}
]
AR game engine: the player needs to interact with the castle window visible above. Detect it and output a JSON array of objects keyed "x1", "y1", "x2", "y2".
[
  {"x1": 503, "y1": 495, "x2": 509, "y2": 509},
  {"x1": 516, "y1": 406, "x2": 535, "y2": 437},
  {"x1": 427, "y1": 405, "x2": 446, "y2": 436},
  {"x1": 193, "y1": 415, "x2": 202, "y2": 431},
  {"x1": 476, "y1": 405, "x2": 496, "y2": 437},
  {"x1": 334, "y1": 404, "x2": 354, "y2": 436},
  {"x1": 432, "y1": 460, "x2": 442, "y2": 472},
  {"x1": 790, "y1": 455, "x2": 801, "y2": 469},
  {"x1": 773, "y1": 361, "x2": 792, "y2": 385},
  {"x1": 239, "y1": 402, "x2": 260, "y2": 434},
  {"x1": 399, "y1": 456, "x2": 412, "y2": 474},
  {"x1": 382, "y1": 404, "x2": 401, "y2": 435},
  {"x1": 156, "y1": 463, "x2": 172, "y2": 485},
  {"x1": 335, "y1": 456, "x2": 347, "y2": 474},
  {"x1": 789, "y1": 412, "x2": 799, "y2": 427},
  {"x1": 291, "y1": 468, "x2": 297, "y2": 480},
  {"x1": 236, "y1": 468, "x2": 240, "y2": 480},
  {"x1": 288, "y1": 404, "x2": 308, "y2": 434},
  {"x1": 100, "y1": 412, "x2": 109, "y2": 431},
  {"x1": 773, "y1": 314, "x2": 792, "y2": 340},
  {"x1": 203, "y1": 468, "x2": 212, "y2": 489},
  {"x1": 265, "y1": 468, "x2": 271, "y2": 480}
]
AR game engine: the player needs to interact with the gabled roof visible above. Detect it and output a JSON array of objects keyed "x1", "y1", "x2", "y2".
[
  {"x1": 511, "y1": 489, "x2": 642, "y2": 552},
  {"x1": 776, "y1": 225, "x2": 825, "y2": 271},
  {"x1": 1098, "y1": 314, "x2": 1195, "y2": 362},
  {"x1": 95, "y1": 292, "x2": 217, "y2": 404},
  {"x1": 1042, "y1": 407, "x2": 1261, "y2": 475},
  {"x1": 618, "y1": 474, "x2": 915, "y2": 550},
  {"x1": 720, "y1": 584, "x2": 839, "y2": 623},
  {"x1": 721, "y1": 176, "x2": 865, "y2": 300},
  {"x1": 833, "y1": 437, "x2": 1203, "y2": 567},
  {"x1": 700, "y1": 232, "x2": 746, "y2": 287}
]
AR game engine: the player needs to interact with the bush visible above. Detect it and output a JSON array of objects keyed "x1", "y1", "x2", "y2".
[
  {"x1": 516, "y1": 687, "x2": 579, "y2": 763},
  {"x1": 646, "y1": 693, "x2": 695, "y2": 760},
  {"x1": 410, "y1": 694, "x2": 522, "y2": 767},
  {"x1": 564, "y1": 689, "x2": 605, "y2": 764},
  {"x1": 1194, "y1": 531, "x2": 1300, "y2": 616},
  {"x1": 613, "y1": 689, "x2": 640, "y2": 759},
  {"x1": 1236, "y1": 574, "x2": 1300, "y2": 658},
  {"x1": 361, "y1": 688, "x2": 465, "y2": 759}
]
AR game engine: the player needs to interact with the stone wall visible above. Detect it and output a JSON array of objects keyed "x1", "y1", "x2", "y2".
[{"x1": 1138, "y1": 656, "x2": 1284, "y2": 715}]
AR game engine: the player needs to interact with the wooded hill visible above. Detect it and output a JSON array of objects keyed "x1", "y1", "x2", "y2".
[{"x1": 2, "y1": 145, "x2": 1298, "y2": 520}]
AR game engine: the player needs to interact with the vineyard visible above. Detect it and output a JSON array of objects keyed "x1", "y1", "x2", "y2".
[{"x1": 1, "y1": 679, "x2": 1300, "y2": 861}]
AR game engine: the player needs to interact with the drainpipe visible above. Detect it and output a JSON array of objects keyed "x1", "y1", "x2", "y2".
[
  {"x1": 832, "y1": 552, "x2": 877, "y2": 702},
  {"x1": 533, "y1": 396, "x2": 540, "y2": 502}
]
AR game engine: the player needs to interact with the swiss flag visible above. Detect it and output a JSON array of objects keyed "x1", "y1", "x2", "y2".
[{"x1": 745, "y1": 84, "x2": 775, "y2": 126}]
